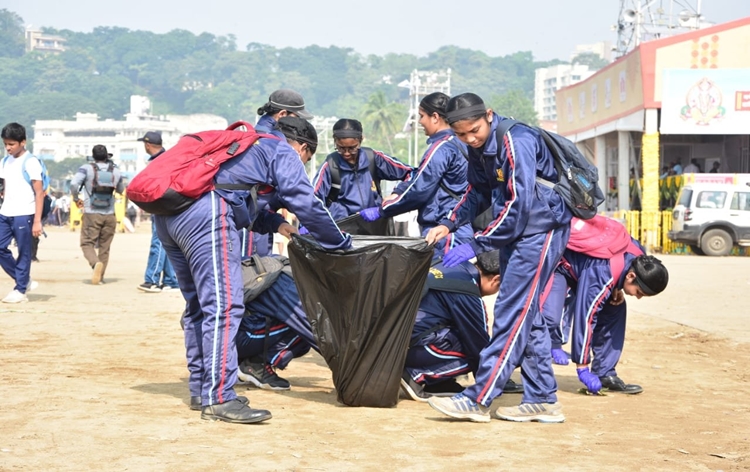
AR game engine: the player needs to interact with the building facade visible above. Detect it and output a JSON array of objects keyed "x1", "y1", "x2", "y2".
[
  {"x1": 555, "y1": 16, "x2": 750, "y2": 247},
  {"x1": 534, "y1": 64, "x2": 595, "y2": 122},
  {"x1": 32, "y1": 96, "x2": 227, "y2": 177}
]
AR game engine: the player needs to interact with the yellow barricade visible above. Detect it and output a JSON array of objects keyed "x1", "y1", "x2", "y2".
[{"x1": 68, "y1": 191, "x2": 126, "y2": 232}]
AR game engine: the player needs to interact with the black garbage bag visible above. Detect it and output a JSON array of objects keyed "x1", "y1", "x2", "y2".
[
  {"x1": 335, "y1": 213, "x2": 395, "y2": 236},
  {"x1": 288, "y1": 234, "x2": 433, "y2": 407}
]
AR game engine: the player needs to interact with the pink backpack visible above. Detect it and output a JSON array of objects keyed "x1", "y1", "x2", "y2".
[
  {"x1": 541, "y1": 215, "x2": 643, "y2": 308},
  {"x1": 567, "y1": 215, "x2": 643, "y2": 282}
]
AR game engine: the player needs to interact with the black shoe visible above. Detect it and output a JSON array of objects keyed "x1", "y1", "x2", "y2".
[
  {"x1": 423, "y1": 379, "x2": 464, "y2": 397},
  {"x1": 599, "y1": 375, "x2": 643, "y2": 394},
  {"x1": 200, "y1": 398, "x2": 272, "y2": 424},
  {"x1": 238, "y1": 360, "x2": 291, "y2": 390},
  {"x1": 400, "y1": 372, "x2": 429, "y2": 402},
  {"x1": 190, "y1": 395, "x2": 249, "y2": 411},
  {"x1": 502, "y1": 379, "x2": 525, "y2": 394}
]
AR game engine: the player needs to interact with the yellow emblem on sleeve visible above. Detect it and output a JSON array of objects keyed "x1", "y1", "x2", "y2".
[
  {"x1": 496, "y1": 169, "x2": 504, "y2": 182},
  {"x1": 429, "y1": 268, "x2": 444, "y2": 279}
]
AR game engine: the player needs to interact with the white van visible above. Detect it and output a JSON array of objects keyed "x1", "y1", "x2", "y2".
[{"x1": 668, "y1": 173, "x2": 750, "y2": 256}]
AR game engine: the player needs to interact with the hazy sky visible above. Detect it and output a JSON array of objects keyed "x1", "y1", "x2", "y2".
[{"x1": 5, "y1": 0, "x2": 750, "y2": 61}]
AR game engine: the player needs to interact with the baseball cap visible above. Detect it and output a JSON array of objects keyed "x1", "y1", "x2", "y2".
[
  {"x1": 267, "y1": 89, "x2": 313, "y2": 120},
  {"x1": 137, "y1": 131, "x2": 163, "y2": 145},
  {"x1": 92, "y1": 144, "x2": 112, "y2": 160}
]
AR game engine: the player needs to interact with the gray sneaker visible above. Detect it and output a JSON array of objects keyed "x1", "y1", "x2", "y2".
[
  {"x1": 428, "y1": 394, "x2": 491, "y2": 423},
  {"x1": 493, "y1": 402, "x2": 565, "y2": 423}
]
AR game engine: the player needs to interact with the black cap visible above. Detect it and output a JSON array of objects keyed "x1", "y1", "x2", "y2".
[
  {"x1": 137, "y1": 131, "x2": 163, "y2": 145},
  {"x1": 267, "y1": 89, "x2": 313, "y2": 120},
  {"x1": 92, "y1": 144, "x2": 112, "y2": 161}
]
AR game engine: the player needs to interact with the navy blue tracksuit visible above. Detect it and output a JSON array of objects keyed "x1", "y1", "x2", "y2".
[
  {"x1": 547, "y1": 238, "x2": 645, "y2": 377},
  {"x1": 380, "y1": 129, "x2": 474, "y2": 256},
  {"x1": 155, "y1": 137, "x2": 350, "y2": 408},
  {"x1": 405, "y1": 261, "x2": 490, "y2": 385},
  {"x1": 440, "y1": 114, "x2": 572, "y2": 406},
  {"x1": 236, "y1": 272, "x2": 317, "y2": 369},
  {"x1": 312, "y1": 148, "x2": 414, "y2": 220}
]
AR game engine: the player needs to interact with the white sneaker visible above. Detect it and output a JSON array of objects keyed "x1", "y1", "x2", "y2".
[
  {"x1": 28, "y1": 280, "x2": 39, "y2": 292},
  {"x1": 2, "y1": 289, "x2": 28, "y2": 304}
]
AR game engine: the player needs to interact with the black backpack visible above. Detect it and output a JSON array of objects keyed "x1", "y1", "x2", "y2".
[
  {"x1": 496, "y1": 120, "x2": 604, "y2": 220},
  {"x1": 325, "y1": 148, "x2": 380, "y2": 206}
]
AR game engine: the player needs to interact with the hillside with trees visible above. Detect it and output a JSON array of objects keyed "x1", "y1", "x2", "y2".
[{"x1": 0, "y1": 8, "x2": 567, "y2": 158}]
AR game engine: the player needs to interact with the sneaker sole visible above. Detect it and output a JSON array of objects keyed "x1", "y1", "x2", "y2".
[
  {"x1": 400, "y1": 379, "x2": 428, "y2": 403},
  {"x1": 136, "y1": 285, "x2": 162, "y2": 293},
  {"x1": 493, "y1": 412, "x2": 565, "y2": 423},
  {"x1": 200, "y1": 411, "x2": 272, "y2": 424},
  {"x1": 92, "y1": 262, "x2": 104, "y2": 285},
  {"x1": 428, "y1": 400, "x2": 491, "y2": 423}
]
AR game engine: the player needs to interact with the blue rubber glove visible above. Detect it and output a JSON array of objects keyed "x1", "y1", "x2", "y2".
[
  {"x1": 577, "y1": 367, "x2": 602, "y2": 393},
  {"x1": 298, "y1": 226, "x2": 310, "y2": 235},
  {"x1": 359, "y1": 207, "x2": 381, "y2": 222},
  {"x1": 443, "y1": 244, "x2": 476, "y2": 268},
  {"x1": 551, "y1": 348, "x2": 570, "y2": 366}
]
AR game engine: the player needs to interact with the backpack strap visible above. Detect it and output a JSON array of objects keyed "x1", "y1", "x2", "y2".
[
  {"x1": 362, "y1": 147, "x2": 382, "y2": 197},
  {"x1": 325, "y1": 153, "x2": 341, "y2": 205}
]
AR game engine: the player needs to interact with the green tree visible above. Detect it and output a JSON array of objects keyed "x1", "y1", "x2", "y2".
[
  {"x1": 489, "y1": 90, "x2": 538, "y2": 125},
  {"x1": 45, "y1": 157, "x2": 88, "y2": 182},
  {"x1": 360, "y1": 90, "x2": 403, "y2": 155},
  {"x1": 0, "y1": 9, "x2": 25, "y2": 58},
  {"x1": 572, "y1": 52, "x2": 610, "y2": 71}
]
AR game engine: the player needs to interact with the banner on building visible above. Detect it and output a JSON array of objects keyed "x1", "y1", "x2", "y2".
[{"x1": 661, "y1": 69, "x2": 750, "y2": 135}]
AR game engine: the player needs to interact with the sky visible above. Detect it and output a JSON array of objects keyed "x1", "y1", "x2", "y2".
[{"x1": 5, "y1": 0, "x2": 750, "y2": 61}]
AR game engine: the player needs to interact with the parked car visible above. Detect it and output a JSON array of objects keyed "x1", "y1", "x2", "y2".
[{"x1": 668, "y1": 174, "x2": 750, "y2": 256}]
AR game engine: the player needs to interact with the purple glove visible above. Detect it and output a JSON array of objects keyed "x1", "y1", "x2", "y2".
[
  {"x1": 551, "y1": 348, "x2": 570, "y2": 365},
  {"x1": 298, "y1": 226, "x2": 310, "y2": 235},
  {"x1": 577, "y1": 367, "x2": 602, "y2": 393},
  {"x1": 359, "y1": 207, "x2": 381, "y2": 222},
  {"x1": 443, "y1": 244, "x2": 476, "y2": 268}
]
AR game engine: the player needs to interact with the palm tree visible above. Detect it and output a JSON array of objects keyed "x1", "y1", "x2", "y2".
[{"x1": 361, "y1": 91, "x2": 401, "y2": 155}]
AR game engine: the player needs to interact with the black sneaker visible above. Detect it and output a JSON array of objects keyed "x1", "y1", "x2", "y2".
[
  {"x1": 503, "y1": 379, "x2": 525, "y2": 394},
  {"x1": 400, "y1": 372, "x2": 429, "y2": 402},
  {"x1": 137, "y1": 283, "x2": 161, "y2": 293},
  {"x1": 238, "y1": 360, "x2": 291, "y2": 391},
  {"x1": 424, "y1": 379, "x2": 465, "y2": 397}
]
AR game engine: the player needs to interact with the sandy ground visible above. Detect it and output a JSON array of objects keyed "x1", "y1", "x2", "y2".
[{"x1": 1, "y1": 225, "x2": 749, "y2": 471}]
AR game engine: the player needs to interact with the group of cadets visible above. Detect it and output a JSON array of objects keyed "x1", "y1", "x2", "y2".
[
  {"x1": 77, "y1": 87, "x2": 669, "y2": 425},
  {"x1": 0, "y1": 87, "x2": 670, "y2": 426}
]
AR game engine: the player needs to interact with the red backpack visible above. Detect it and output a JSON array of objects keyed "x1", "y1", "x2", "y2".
[
  {"x1": 567, "y1": 214, "x2": 643, "y2": 282},
  {"x1": 128, "y1": 121, "x2": 273, "y2": 215}
]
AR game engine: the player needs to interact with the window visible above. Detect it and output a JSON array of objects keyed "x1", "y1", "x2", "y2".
[
  {"x1": 678, "y1": 189, "x2": 693, "y2": 207},
  {"x1": 696, "y1": 191, "x2": 727, "y2": 209},
  {"x1": 730, "y1": 192, "x2": 750, "y2": 211}
]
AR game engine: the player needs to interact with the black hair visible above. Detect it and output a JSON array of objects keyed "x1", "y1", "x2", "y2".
[
  {"x1": 257, "y1": 102, "x2": 284, "y2": 117},
  {"x1": 332, "y1": 119, "x2": 363, "y2": 140},
  {"x1": 445, "y1": 93, "x2": 488, "y2": 124},
  {"x1": 630, "y1": 255, "x2": 669, "y2": 296},
  {"x1": 1, "y1": 122, "x2": 26, "y2": 142},
  {"x1": 475, "y1": 250, "x2": 500, "y2": 276},
  {"x1": 276, "y1": 116, "x2": 318, "y2": 154},
  {"x1": 420, "y1": 92, "x2": 450, "y2": 119}
]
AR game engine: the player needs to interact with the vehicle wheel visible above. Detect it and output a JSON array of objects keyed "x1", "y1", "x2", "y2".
[
  {"x1": 688, "y1": 244, "x2": 705, "y2": 256},
  {"x1": 700, "y1": 229, "x2": 732, "y2": 256}
]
